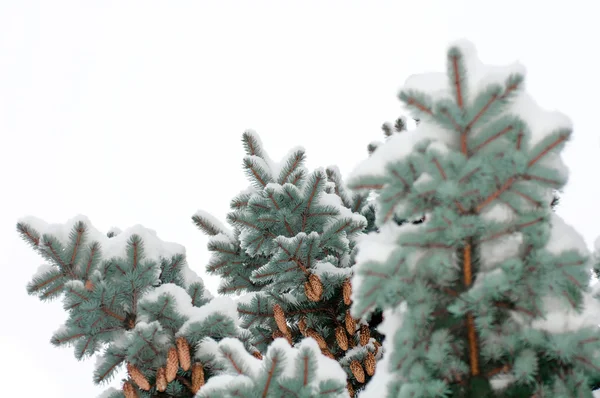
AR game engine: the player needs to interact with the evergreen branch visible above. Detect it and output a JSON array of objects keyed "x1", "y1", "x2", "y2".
[
  {"x1": 17, "y1": 223, "x2": 40, "y2": 246},
  {"x1": 223, "y1": 352, "x2": 245, "y2": 374},
  {"x1": 192, "y1": 214, "x2": 225, "y2": 236},
  {"x1": 465, "y1": 80, "x2": 520, "y2": 130},
  {"x1": 305, "y1": 175, "x2": 323, "y2": 213},
  {"x1": 402, "y1": 95, "x2": 434, "y2": 115},
  {"x1": 510, "y1": 188, "x2": 543, "y2": 207},
  {"x1": 44, "y1": 240, "x2": 74, "y2": 278},
  {"x1": 527, "y1": 133, "x2": 569, "y2": 167},
  {"x1": 69, "y1": 223, "x2": 86, "y2": 268},
  {"x1": 475, "y1": 176, "x2": 515, "y2": 213},
  {"x1": 41, "y1": 282, "x2": 66, "y2": 299},
  {"x1": 432, "y1": 157, "x2": 447, "y2": 180},
  {"x1": 450, "y1": 53, "x2": 465, "y2": 109},
  {"x1": 470, "y1": 125, "x2": 515, "y2": 152},
  {"x1": 84, "y1": 242, "x2": 101, "y2": 279},
  {"x1": 29, "y1": 272, "x2": 63, "y2": 293},
  {"x1": 261, "y1": 356, "x2": 278, "y2": 397}
]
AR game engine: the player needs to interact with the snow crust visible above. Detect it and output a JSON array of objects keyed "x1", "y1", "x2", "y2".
[
  {"x1": 139, "y1": 284, "x2": 239, "y2": 335},
  {"x1": 201, "y1": 337, "x2": 347, "y2": 395},
  {"x1": 19, "y1": 215, "x2": 185, "y2": 262},
  {"x1": 19, "y1": 214, "x2": 205, "y2": 289}
]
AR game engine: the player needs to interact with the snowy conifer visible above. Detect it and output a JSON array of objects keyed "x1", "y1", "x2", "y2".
[
  {"x1": 193, "y1": 131, "x2": 382, "y2": 395},
  {"x1": 17, "y1": 216, "x2": 256, "y2": 397},
  {"x1": 348, "y1": 41, "x2": 600, "y2": 397}
]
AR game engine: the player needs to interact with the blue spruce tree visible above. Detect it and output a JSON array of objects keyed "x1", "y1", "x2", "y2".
[
  {"x1": 193, "y1": 131, "x2": 382, "y2": 396},
  {"x1": 17, "y1": 216, "x2": 258, "y2": 397},
  {"x1": 348, "y1": 41, "x2": 600, "y2": 397}
]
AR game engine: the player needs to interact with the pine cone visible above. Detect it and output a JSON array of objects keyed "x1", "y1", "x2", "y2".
[
  {"x1": 252, "y1": 351, "x2": 263, "y2": 360},
  {"x1": 350, "y1": 360, "x2": 365, "y2": 383},
  {"x1": 123, "y1": 381, "x2": 139, "y2": 398},
  {"x1": 166, "y1": 346, "x2": 179, "y2": 383},
  {"x1": 191, "y1": 362, "x2": 205, "y2": 393},
  {"x1": 84, "y1": 279, "x2": 94, "y2": 291},
  {"x1": 156, "y1": 367, "x2": 167, "y2": 392},
  {"x1": 305, "y1": 328, "x2": 327, "y2": 349},
  {"x1": 342, "y1": 279, "x2": 352, "y2": 305},
  {"x1": 273, "y1": 304, "x2": 288, "y2": 334},
  {"x1": 347, "y1": 381, "x2": 355, "y2": 398},
  {"x1": 304, "y1": 274, "x2": 323, "y2": 301},
  {"x1": 345, "y1": 310, "x2": 356, "y2": 334},
  {"x1": 364, "y1": 351, "x2": 376, "y2": 376},
  {"x1": 359, "y1": 324, "x2": 370, "y2": 346},
  {"x1": 298, "y1": 317, "x2": 307, "y2": 335},
  {"x1": 176, "y1": 337, "x2": 191, "y2": 371},
  {"x1": 126, "y1": 363, "x2": 151, "y2": 391},
  {"x1": 272, "y1": 330, "x2": 285, "y2": 339},
  {"x1": 335, "y1": 326, "x2": 348, "y2": 351}
]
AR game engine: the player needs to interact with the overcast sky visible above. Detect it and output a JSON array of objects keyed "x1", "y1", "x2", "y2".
[{"x1": 1, "y1": 1, "x2": 599, "y2": 396}]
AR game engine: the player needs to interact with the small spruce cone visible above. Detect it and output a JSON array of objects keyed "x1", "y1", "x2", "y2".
[
  {"x1": 176, "y1": 337, "x2": 191, "y2": 371},
  {"x1": 347, "y1": 381, "x2": 355, "y2": 398},
  {"x1": 252, "y1": 351, "x2": 263, "y2": 360},
  {"x1": 298, "y1": 317, "x2": 307, "y2": 335},
  {"x1": 304, "y1": 274, "x2": 323, "y2": 301},
  {"x1": 342, "y1": 279, "x2": 352, "y2": 305},
  {"x1": 359, "y1": 324, "x2": 370, "y2": 346},
  {"x1": 123, "y1": 381, "x2": 139, "y2": 398},
  {"x1": 166, "y1": 346, "x2": 179, "y2": 383},
  {"x1": 84, "y1": 279, "x2": 94, "y2": 291},
  {"x1": 191, "y1": 362, "x2": 205, "y2": 393},
  {"x1": 305, "y1": 329, "x2": 327, "y2": 349},
  {"x1": 364, "y1": 351, "x2": 376, "y2": 376},
  {"x1": 350, "y1": 360, "x2": 365, "y2": 383},
  {"x1": 126, "y1": 363, "x2": 151, "y2": 391},
  {"x1": 335, "y1": 326, "x2": 348, "y2": 351},
  {"x1": 345, "y1": 310, "x2": 356, "y2": 334},
  {"x1": 273, "y1": 304, "x2": 288, "y2": 334},
  {"x1": 272, "y1": 330, "x2": 285, "y2": 340},
  {"x1": 156, "y1": 367, "x2": 167, "y2": 392}
]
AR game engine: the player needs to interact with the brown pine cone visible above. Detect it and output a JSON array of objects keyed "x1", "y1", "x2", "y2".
[
  {"x1": 359, "y1": 324, "x2": 370, "y2": 346},
  {"x1": 347, "y1": 380, "x2": 355, "y2": 398},
  {"x1": 364, "y1": 351, "x2": 376, "y2": 376},
  {"x1": 273, "y1": 304, "x2": 288, "y2": 334},
  {"x1": 304, "y1": 274, "x2": 323, "y2": 301},
  {"x1": 126, "y1": 363, "x2": 151, "y2": 391},
  {"x1": 335, "y1": 326, "x2": 348, "y2": 351},
  {"x1": 191, "y1": 362, "x2": 205, "y2": 393},
  {"x1": 252, "y1": 351, "x2": 263, "y2": 360},
  {"x1": 342, "y1": 279, "x2": 352, "y2": 305},
  {"x1": 166, "y1": 346, "x2": 179, "y2": 383},
  {"x1": 123, "y1": 381, "x2": 139, "y2": 398},
  {"x1": 350, "y1": 360, "x2": 365, "y2": 383},
  {"x1": 176, "y1": 337, "x2": 192, "y2": 371},
  {"x1": 156, "y1": 367, "x2": 167, "y2": 392},
  {"x1": 345, "y1": 310, "x2": 356, "y2": 334},
  {"x1": 305, "y1": 328, "x2": 327, "y2": 349}
]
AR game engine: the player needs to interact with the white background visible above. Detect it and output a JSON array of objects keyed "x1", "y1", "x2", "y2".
[{"x1": 1, "y1": 1, "x2": 599, "y2": 396}]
